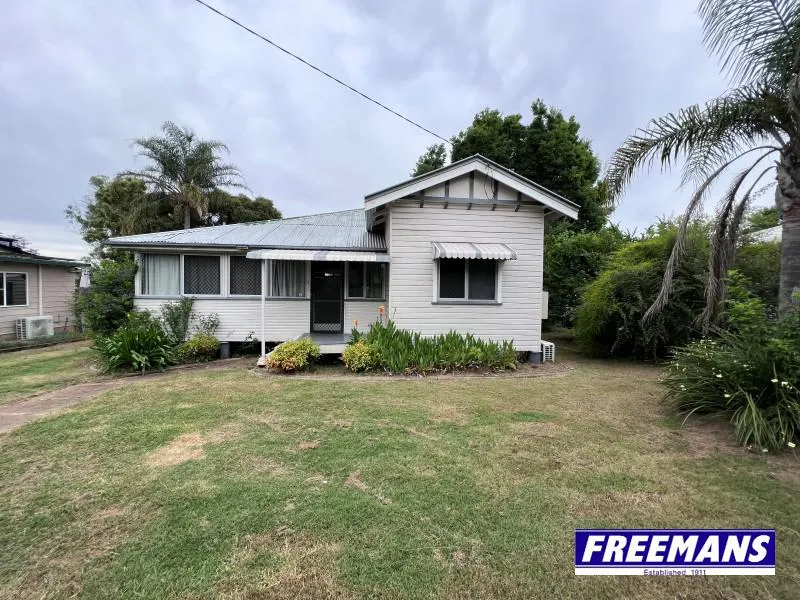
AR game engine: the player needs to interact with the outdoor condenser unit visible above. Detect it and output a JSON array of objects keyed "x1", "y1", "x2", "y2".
[{"x1": 15, "y1": 316, "x2": 54, "y2": 340}]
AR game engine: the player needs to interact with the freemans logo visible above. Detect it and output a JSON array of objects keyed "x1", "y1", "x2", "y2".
[{"x1": 575, "y1": 529, "x2": 775, "y2": 575}]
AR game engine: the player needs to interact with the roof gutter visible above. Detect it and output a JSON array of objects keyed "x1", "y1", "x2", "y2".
[{"x1": 104, "y1": 243, "x2": 388, "y2": 253}]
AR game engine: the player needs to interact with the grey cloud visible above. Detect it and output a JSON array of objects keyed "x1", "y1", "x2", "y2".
[{"x1": 0, "y1": 0, "x2": 753, "y2": 259}]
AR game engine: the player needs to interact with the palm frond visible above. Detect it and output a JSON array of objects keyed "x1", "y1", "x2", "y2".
[
  {"x1": 640, "y1": 159, "x2": 736, "y2": 324},
  {"x1": 699, "y1": 0, "x2": 800, "y2": 85},
  {"x1": 642, "y1": 147, "x2": 777, "y2": 324},
  {"x1": 699, "y1": 157, "x2": 777, "y2": 327},
  {"x1": 606, "y1": 86, "x2": 783, "y2": 202},
  {"x1": 128, "y1": 121, "x2": 248, "y2": 224}
]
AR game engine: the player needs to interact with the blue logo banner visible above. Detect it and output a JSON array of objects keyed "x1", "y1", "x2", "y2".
[{"x1": 574, "y1": 529, "x2": 775, "y2": 575}]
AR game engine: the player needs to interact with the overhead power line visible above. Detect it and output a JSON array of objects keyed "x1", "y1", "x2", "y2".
[{"x1": 192, "y1": 0, "x2": 451, "y2": 145}]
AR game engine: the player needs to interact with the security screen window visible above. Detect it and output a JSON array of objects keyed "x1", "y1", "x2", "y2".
[
  {"x1": 438, "y1": 259, "x2": 497, "y2": 301},
  {"x1": 184, "y1": 255, "x2": 221, "y2": 295},
  {"x1": 230, "y1": 256, "x2": 262, "y2": 295}
]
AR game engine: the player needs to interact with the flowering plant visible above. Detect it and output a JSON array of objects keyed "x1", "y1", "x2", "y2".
[{"x1": 662, "y1": 280, "x2": 800, "y2": 452}]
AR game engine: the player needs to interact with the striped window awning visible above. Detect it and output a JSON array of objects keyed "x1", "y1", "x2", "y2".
[
  {"x1": 431, "y1": 242, "x2": 517, "y2": 260},
  {"x1": 246, "y1": 249, "x2": 390, "y2": 262}
]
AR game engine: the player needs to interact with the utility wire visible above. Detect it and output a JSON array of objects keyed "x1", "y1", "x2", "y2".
[{"x1": 192, "y1": 0, "x2": 451, "y2": 145}]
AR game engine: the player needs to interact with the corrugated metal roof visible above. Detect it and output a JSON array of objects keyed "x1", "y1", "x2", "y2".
[
  {"x1": 246, "y1": 249, "x2": 390, "y2": 262},
  {"x1": 0, "y1": 254, "x2": 88, "y2": 268},
  {"x1": 432, "y1": 242, "x2": 517, "y2": 260},
  {"x1": 105, "y1": 209, "x2": 386, "y2": 251},
  {"x1": 751, "y1": 225, "x2": 781, "y2": 243}
]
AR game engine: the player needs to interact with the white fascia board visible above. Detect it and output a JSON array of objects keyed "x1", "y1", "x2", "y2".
[{"x1": 364, "y1": 158, "x2": 579, "y2": 219}]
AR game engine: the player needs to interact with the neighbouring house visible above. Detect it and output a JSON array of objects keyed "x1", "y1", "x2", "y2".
[
  {"x1": 105, "y1": 155, "x2": 578, "y2": 361},
  {"x1": 0, "y1": 236, "x2": 87, "y2": 340}
]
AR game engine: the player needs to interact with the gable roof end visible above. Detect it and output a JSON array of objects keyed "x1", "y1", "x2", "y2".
[{"x1": 364, "y1": 154, "x2": 580, "y2": 220}]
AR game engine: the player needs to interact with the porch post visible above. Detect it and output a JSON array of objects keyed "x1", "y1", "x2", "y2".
[{"x1": 259, "y1": 259, "x2": 266, "y2": 363}]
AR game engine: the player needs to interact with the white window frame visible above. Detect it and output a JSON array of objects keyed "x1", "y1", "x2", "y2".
[
  {"x1": 267, "y1": 260, "x2": 308, "y2": 299},
  {"x1": 228, "y1": 255, "x2": 262, "y2": 297},
  {"x1": 137, "y1": 253, "x2": 181, "y2": 298},
  {"x1": 434, "y1": 259, "x2": 501, "y2": 304},
  {"x1": 345, "y1": 262, "x2": 386, "y2": 300},
  {"x1": 0, "y1": 272, "x2": 29, "y2": 307},
  {"x1": 181, "y1": 254, "x2": 223, "y2": 297}
]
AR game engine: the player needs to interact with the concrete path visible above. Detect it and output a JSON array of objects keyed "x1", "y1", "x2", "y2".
[
  {"x1": 0, "y1": 381, "x2": 125, "y2": 433},
  {"x1": 0, "y1": 358, "x2": 250, "y2": 434}
]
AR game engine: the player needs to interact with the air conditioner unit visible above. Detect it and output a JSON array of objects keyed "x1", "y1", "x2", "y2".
[{"x1": 16, "y1": 316, "x2": 54, "y2": 340}]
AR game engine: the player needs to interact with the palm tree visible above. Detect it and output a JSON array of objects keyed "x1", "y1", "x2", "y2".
[
  {"x1": 129, "y1": 122, "x2": 247, "y2": 229},
  {"x1": 606, "y1": 0, "x2": 800, "y2": 325}
]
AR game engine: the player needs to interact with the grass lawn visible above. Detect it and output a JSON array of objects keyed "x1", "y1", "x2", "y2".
[
  {"x1": 0, "y1": 342, "x2": 96, "y2": 404},
  {"x1": 0, "y1": 359, "x2": 798, "y2": 599}
]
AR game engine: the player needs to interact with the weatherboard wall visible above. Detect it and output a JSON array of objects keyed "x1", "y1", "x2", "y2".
[
  {"x1": 387, "y1": 200, "x2": 544, "y2": 351},
  {"x1": 0, "y1": 262, "x2": 79, "y2": 338},
  {"x1": 134, "y1": 297, "x2": 310, "y2": 343}
]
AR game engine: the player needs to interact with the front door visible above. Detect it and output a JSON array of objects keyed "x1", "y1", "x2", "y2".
[{"x1": 310, "y1": 262, "x2": 344, "y2": 333}]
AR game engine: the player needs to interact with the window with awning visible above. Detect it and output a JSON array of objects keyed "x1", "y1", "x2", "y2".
[
  {"x1": 433, "y1": 242, "x2": 515, "y2": 302},
  {"x1": 438, "y1": 259, "x2": 498, "y2": 301}
]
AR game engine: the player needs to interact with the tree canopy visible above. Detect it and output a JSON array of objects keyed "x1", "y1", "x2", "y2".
[
  {"x1": 129, "y1": 121, "x2": 248, "y2": 229},
  {"x1": 67, "y1": 175, "x2": 281, "y2": 258},
  {"x1": 410, "y1": 144, "x2": 446, "y2": 177},
  {"x1": 411, "y1": 101, "x2": 609, "y2": 231}
]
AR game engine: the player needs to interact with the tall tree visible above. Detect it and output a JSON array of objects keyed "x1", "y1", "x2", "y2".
[
  {"x1": 606, "y1": 0, "x2": 800, "y2": 320},
  {"x1": 411, "y1": 144, "x2": 447, "y2": 177},
  {"x1": 411, "y1": 102, "x2": 609, "y2": 231},
  {"x1": 129, "y1": 121, "x2": 247, "y2": 229}
]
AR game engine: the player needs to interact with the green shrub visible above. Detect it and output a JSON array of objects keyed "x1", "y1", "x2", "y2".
[
  {"x1": 176, "y1": 332, "x2": 220, "y2": 364},
  {"x1": 73, "y1": 258, "x2": 136, "y2": 335},
  {"x1": 575, "y1": 221, "x2": 709, "y2": 359},
  {"x1": 342, "y1": 340, "x2": 380, "y2": 372},
  {"x1": 161, "y1": 298, "x2": 194, "y2": 344},
  {"x1": 543, "y1": 226, "x2": 629, "y2": 327},
  {"x1": 195, "y1": 313, "x2": 220, "y2": 335},
  {"x1": 734, "y1": 241, "x2": 780, "y2": 310},
  {"x1": 663, "y1": 281, "x2": 800, "y2": 451},
  {"x1": 94, "y1": 311, "x2": 173, "y2": 373},
  {"x1": 267, "y1": 338, "x2": 321, "y2": 372},
  {"x1": 346, "y1": 321, "x2": 517, "y2": 374}
]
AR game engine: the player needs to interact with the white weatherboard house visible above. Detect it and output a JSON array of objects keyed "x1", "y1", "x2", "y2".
[{"x1": 106, "y1": 155, "x2": 578, "y2": 362}]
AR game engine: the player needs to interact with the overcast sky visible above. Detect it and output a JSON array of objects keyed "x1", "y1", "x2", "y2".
[{"x1": 1, "y1": 0, "x2": 748, "y2": 259}]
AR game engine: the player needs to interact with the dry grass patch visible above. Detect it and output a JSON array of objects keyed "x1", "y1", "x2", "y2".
[
  {"x1": 218, "y1": 529, "x2": 345, "y2": 600},
  {"x1": 146, "y1": 428, "x2": 238, "y2": 468},
  {"x1": 569, "y1": 491, "x2": 667, "y2": 519},
  {"x1": 297, "y1": 441, "x2": 320, "y2": 451},
  {"x1": 344, "y1": 470, "x2": 392, "y2": 505}
]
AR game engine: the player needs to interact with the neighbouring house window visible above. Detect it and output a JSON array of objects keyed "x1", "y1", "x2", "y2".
[
  {"x1": 140, "y1": 255, "x2": 180, "y2": 296},
  {"x1": 184, "y1": 255, "x2": 221, "y2": 295},
  {"x1": 0, "y1": 273, "x2": 27, "y2": 306},
  {"x1": 269, "y1": 260, "x2": 306, "y2": 298},
  {"x1": 438, "y1": 259, "x2": 497, "y2": 301},
  {"x1": 347, "y1": 262, "x2": 384, "y2": 299},
  {"x1": 230, "y1": 256, "x2": 261, "y2": 295}
]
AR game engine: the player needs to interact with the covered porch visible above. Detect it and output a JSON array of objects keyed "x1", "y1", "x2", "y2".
[{"x1": 245, "y1": 249, "x2": 389, "y2": 358}]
